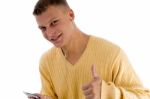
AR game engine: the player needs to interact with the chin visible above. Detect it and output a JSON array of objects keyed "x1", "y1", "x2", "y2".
[
  {"x1": 53, "y1": 43, "x2": 63, "y2": 48},
  {"x1": 54, "y1": 45, "x2": 61, "y2": 48}
]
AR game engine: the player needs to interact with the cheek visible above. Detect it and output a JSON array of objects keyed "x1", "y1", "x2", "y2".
[
  {"x1": 62, "y1": 23, "x2": 73, "y2": 33},
  {"x1": 42, "y1": 32, "x2": 48, "y2": 40},
  {"x1": 59, "y1": 20, "x2": 74, "y2": 35}
]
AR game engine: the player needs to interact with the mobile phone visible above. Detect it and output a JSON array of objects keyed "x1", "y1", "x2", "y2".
[{"x1": 23, "y1": 91, "x2": 40, "y2": 99}]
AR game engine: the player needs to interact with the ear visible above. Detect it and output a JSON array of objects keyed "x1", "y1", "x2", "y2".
[{"x1": 68, "y1": 9, "x2": 75, "y2": 21}]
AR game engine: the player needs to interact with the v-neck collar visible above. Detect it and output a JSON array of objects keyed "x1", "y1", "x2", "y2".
[{"x1": 58, "y1": 35, "x2": 93, "y2": 67}]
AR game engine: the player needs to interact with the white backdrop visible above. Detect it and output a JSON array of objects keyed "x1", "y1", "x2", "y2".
[{"x1": 0, "y1": 0, "x2": 150, "y2": 98}]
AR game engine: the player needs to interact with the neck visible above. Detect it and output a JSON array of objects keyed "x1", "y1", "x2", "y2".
[{"x1": 61, "y1": 30, "x2": 89, "y2": 58}]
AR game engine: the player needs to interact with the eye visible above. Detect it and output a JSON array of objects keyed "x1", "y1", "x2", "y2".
[
  {"x1": 51, "y1": 19, "x2": 59, "y2": 26},
  {"x1": 39, "y1": 26, "x2": 46, "y2": 32}
]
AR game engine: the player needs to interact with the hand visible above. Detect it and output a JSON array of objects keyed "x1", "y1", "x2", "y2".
[
  {"x1": 82, "y1": 64, "x2": 102, "y2": 99},
  {"x1": 28, "y1": 93, "x2": 51, "y2": 99}
]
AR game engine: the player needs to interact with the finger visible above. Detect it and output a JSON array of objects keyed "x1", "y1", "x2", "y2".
[
  {"x1": 83, "y1": 87, "x2": 93, "y2": 95},
  {"x1": 85, "y1": 94, "x2": 94, "y2": 99},
  {"x1": 91, "y1": 64, "x2": 99, "y2": 80},
  {"x1": 28, "y1": 93, "x2": 41, "y2": 99},
  {"x1": 34, "y1": 93, "x2": 41, "y2": 98},
  {"x1": 82, "y1": 83, "x2": 91, "y2": 90}
]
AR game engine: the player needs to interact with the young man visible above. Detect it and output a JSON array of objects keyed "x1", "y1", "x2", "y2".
[{"x1": 31, "y1": 0, "x2": 150, "y2": 99}]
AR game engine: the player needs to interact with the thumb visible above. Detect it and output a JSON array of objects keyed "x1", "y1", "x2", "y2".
[{"x1": 91, "y1": 64, "x2": 99, "y2": 80}]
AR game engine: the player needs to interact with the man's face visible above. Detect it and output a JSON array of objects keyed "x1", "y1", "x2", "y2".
[{"x1": 35, "y1": 5, "x2": 75, "y2": 47}]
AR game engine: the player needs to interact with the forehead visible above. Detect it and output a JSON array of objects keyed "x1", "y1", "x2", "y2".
[{"x1": 35, "y1": 5, "x2": 66, "y2": 26}]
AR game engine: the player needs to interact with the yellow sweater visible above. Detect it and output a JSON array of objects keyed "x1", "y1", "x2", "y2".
[{"x1": 39, "y1": 36, "x2": 150, "y2": 99}]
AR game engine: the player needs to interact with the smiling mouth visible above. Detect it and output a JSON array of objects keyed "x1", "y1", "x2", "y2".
[{"x1": 51, "y1": 33, "x2": 62, "y2": 42}]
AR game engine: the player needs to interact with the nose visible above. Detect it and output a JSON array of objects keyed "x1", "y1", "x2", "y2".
[{"x1": 45, "y1": 27, "x2": 56, "y2": 37}]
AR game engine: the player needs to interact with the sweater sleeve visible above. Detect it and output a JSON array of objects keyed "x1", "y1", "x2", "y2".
[
  {"x1": 101, "y1": 49, "x2": 150, "y2": 99},
  {"x1": 39, "y1": 53, "x2": 58, "y2": 99}
]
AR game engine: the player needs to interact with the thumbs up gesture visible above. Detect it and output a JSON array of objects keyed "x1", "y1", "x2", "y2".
[{"x1": 82, "y1": 65, "x2": 102, "y2": 99}]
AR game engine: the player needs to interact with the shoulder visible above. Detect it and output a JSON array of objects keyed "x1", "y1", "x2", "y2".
[
  {"x1": 39, "y1": 47, "x2": 58, "y2": 65},
  {"x1": 90, "y1": 35, "x2": 121, "y2": 52},
  {"x1": 89, "y1": 35, "x2": 128, "y2": 65}
]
